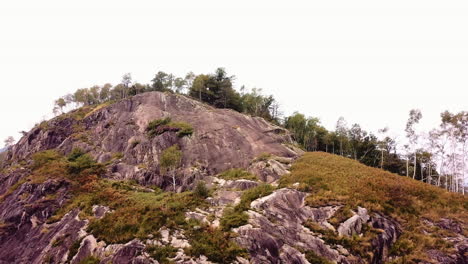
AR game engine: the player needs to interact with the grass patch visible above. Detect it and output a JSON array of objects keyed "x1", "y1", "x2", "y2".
[
  {"x1": 146, "y1": 245, "x2": 178, "y2": 264},
  {"x1": 305, "y1": 250, "x2": 333, "y2": 264},
  {"x1": 280, "y1": 152, "x2": 468, "y2": 262},
  {"x1": 218, "y1": 168, "x2": 257, "y2": 181},
  {"x1": 185, "y1": 224, "x2": 248, "y2": 263},
  {"x1": 220, "y1": 184, "x2": 274, "y2": 231},
  {"x1": 77, "y1": 256, "x2": 100, "y2": 264},
  {"x1": 147, "y1": 117, "x2": 193, "y2": 138}
]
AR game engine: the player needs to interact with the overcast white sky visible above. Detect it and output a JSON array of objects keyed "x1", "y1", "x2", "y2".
[{"x1": 1, "y1": 0, "x2": 467, "y2": 147}]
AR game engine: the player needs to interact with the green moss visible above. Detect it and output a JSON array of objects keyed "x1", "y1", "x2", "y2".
[{"x1": 218, "y1": 169, "x2": 257, "y2": 181}]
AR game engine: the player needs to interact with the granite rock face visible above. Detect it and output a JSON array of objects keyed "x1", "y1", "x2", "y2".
[{"x1": 7, "y1": 92, "x2": 298, "y2": 191}]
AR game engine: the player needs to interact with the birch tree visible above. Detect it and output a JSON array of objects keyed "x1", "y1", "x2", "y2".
[{"x1": 405, "y1": 109, "x2": 422, "y2": 179}]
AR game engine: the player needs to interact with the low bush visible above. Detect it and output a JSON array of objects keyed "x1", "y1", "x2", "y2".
[
  {"x1": 194, "y1": 181, "x2": 210, "y2": 198},
  {"x1": 147, "y1": 117, "x2": 193, "y2": 138},
  {"x1": 146, "y1": 245, "x2": 178, "y2": 264},
  {"x1": 32, "y1": 150, "x2": 62, "y2": 169},
  {"x1": 185, "y1": 225, "x2": 247, "y2": 263},
  {"x1": 218, "y1": 168, "x2": 257, "y2": 181}
]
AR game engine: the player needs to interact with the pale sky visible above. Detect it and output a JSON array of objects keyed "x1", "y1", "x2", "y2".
[{"x1": 1, "y1": 1, "x2": 467, "y2": 147}]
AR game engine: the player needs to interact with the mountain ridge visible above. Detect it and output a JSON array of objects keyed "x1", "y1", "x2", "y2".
[{"x1": 0, "y1": 91, "x2": 466, "y2": 264}]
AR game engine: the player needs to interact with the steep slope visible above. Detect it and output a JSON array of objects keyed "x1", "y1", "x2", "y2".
[
  {"x1": 0, "y1": 92, "x2": 466, "y2": 264},
  {"x1": 0, "y1": 92, "x2": 300, "y2": 264},
  {"x1": 7, "y1": 92, "x2": 299, "y2": 189},
  {"x1": 275, "y1": 152, "x2": 467, "y2": 264}
]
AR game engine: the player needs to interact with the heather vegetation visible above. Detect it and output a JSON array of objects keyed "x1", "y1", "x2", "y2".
[
  {"x1": 146, "y1": 117, "x2": 193, "y2": 138},
  {"x1": 280, "y1": 152, "x2": 468, "y2": 262},
  {"x1": 217, "y1": 168, "x2": 257, "y2": 181}
]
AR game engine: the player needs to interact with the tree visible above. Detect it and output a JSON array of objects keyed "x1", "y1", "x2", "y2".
[
  {"x1": 189, "y1": 74, "x2": 211, "y2": 101},
  {"x1": 54, "y1": 97, "x2": 67, "y2": 114},
  {"x1": 160, "y1": 145, "x2": 182, "y2": 192},
  {"x1": 121, "y1": 73, "x2": 132, "y2": 99},
  {"x1": 151, "y1": 71, "x2": 172, "y2": 92},
  {"x1": 3, "y1": 136, "x2": 14, "y2": 148},
  {"x1": 377, "y1": 127, "x2": 389, "y2": 169},
  {"x1": 335, "y1": 117, "x2": 348, "y2": 156},
  {"x1": 100, "y1": 83, "x2": 112, "y2": 102},
  {"x1": 405, "y1": 109, "x2": 422, "y2": 179}
]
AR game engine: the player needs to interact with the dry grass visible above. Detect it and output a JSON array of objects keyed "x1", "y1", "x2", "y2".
[{"x1": 279, "y1": 152, "x2": 468, "y2": 262}]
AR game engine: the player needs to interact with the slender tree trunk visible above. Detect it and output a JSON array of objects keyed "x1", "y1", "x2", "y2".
[
  {"x1": 172, "y1": 171, "x2": 176, "y2": 192},
  {"x1": 406, "y1": 158, "x2": 409, "y2": 177},
  {"x1": 380, "y1": 150, "x2": 384, "y2": 169},
  {"x1": 462, "y1": 142, "x2": 466, "y2": 195},
  {"x1": 428, "y1": 163, "x2": 432, "y2": 184},
  {"x1": 413, "y1": 152, "x2": 417, "y2": 179}
]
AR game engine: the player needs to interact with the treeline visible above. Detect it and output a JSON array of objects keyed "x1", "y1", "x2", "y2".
[
  {"x1": 284, "y1": 110, "x2": 468, "y2": 194},
  {"x1": 53, "y1": 68, "x2": 280, "y2": 123},
  {"x1": 51, "y1": 68, "x2": 466, "y2": 194}
]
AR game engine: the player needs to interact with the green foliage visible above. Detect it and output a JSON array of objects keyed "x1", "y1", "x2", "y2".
[
  {"x1": 146, "y1": 245, "x2": 178, "y2": 264},
  {"x1": 88, "y1": 188, "x2": 206, "y2": 244},
  {"x1": 68, "y1": 148, "x2": 85, "y2": 162},
  {"x1": 218, "y1": 168, "x2": 257, "y2": 181},
  {"x1": 66, "y1": 149, "x2": 102, "y2": 175},
  {"x1": 305, "y1": 250, "x2": 333, "y2": 264},
  {"x1": 188, "y1": 68, "x2": 243, "y2": 111},
  {"x1": 236, "y1": 184, "x2": 274, "y2": 212},
  {"x1": 220, "y1": 207, "x2": 249, "y2": 231},
  {"x1": 185, "y1": 225, "x2": 247, "y2": 263},
  {"x1": 32, "y1": 150, "x2": 62, "y2": 169},
  {"x1": 193, "y1": 181, "x2": 210, "y2": 198},
  {"x1": 147, "y1": 118, "x2": 193, "y2": 138},
  {"x1": 160, "y1": 145, "x2": 182, "y2": 172}
]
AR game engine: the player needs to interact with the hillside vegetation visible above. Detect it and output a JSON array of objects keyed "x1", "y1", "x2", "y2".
[{"x1": 280, "y1": 152, "x2": 467, "y2": 262}]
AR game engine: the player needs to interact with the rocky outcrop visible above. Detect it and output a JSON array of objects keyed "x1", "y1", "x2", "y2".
[
  {"x1": 337, "y1": 207, "x2": 370, "y2": 237},
  {"x1": 235, "y1": 189, "x2": 355, "y2": 264},
  {"x1": 7, "y1": 92, "x2": 299, "y2": 191}
]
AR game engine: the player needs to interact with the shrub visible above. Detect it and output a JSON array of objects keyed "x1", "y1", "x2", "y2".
[
  {"x1": 32, "y1": 150, "x2": 62, "y2": 169},
  {"x1": 68, "y1": 154, "x2": 101, "y2": 174},
  {"x1": 236, "y1": 184, "x2": 274, "y2": 212},
  {"x1": 220, "y1": 207, "x2": 249, "y2": 231},
  {"x1": 194, "y1": 181, "x2": 210, "y2": 198},
  {"x1": 87, "y1": 190, "x2": 206, "y2": 244},
  {"x1": 218, "y1": 169, "x2": 257, "y2": 181},
  {"x1": 305, "y1": 250, "x2": 333, "y2": 264},
  {"x1": 147, "y1": 117, "x2": 193, "y2": 138},
  {"x1": 146, "y1": 245, "x2": 178, "y2": 264},
  {"x1": 185, "y1": 225, "x2": 247, "y2": 263}
]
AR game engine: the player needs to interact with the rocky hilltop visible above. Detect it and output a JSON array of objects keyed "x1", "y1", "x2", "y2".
[{"x1": 0, "y1": 92, "x2": 466, "y2": 264}]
